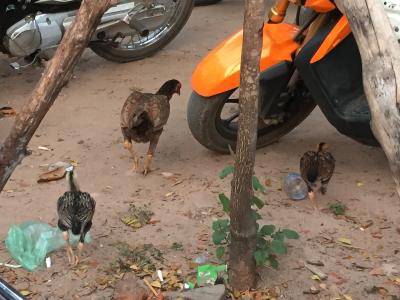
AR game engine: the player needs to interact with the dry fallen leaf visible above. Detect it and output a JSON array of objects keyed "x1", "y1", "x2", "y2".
[
  {"x1": 37, "y1": 167, "x2": 66, "y2": 183},
  {"x1": 161, "y1": 172, "x2": 174, "y2": 178},
  {"x1": 311, "y1": 275, "x2": 321, "y2": 281},
  {"x1": 20, "y1": 290, "x2": 31, "y2": 296},
  {"x1": 130, "y1": 264, "x2": 139, "y2": 271},
  {"x1": 121, "y1": 216, "x2": 142, "y2": 229},
  {"x1": 38, "y1": 146, "x2": 52, "y2": 151},
  {"x1": 337, "y1": 237, "x2": 352, "y2": 245},
  {"x1": 150, "y1": 280, "x2": 161, "y2": 289}
]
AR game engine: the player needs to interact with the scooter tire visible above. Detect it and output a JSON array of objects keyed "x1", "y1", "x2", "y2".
[
  {"x1": 194, "y1": 0, "x2": 222, "y2": 6},
  {"x1": 187, "y1": 90, "x2": 316, "y2": 153},
  {"x1": 90, "y1": 0, "x2": 194, "y2": 63}
]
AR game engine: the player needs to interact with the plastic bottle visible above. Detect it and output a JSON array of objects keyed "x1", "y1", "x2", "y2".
[
  {"x1": 193, "y1": 252, "x2": 209, "y2": 265},
  {"x1": 282, "y1": 172, "x2": 308, "y2": 200}
]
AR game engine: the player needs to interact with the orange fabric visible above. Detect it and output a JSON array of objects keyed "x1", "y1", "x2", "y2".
[
  {"x1": 192, "y1": 23, "x2": 300, "y2": 97},
  {"x1": 304, "y1": 0, "x2": 335, "y2": 12},
  {"x1": 310, "y1": 15, "x2": 351, "y2": 63}
]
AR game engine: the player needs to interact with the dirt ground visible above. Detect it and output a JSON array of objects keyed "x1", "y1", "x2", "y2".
[{"x1": 1, "y1": 1, "x2": 400, "y2": 299}]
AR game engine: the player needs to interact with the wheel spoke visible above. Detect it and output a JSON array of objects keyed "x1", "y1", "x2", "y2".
[{"x1": 224, "y1": 112, "x2": 239, "y2": 124}]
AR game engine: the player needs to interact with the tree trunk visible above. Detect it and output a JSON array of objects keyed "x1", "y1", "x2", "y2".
[
  {"x1": 228, "y1": 0, "x2": 265, "y2": 290},
  {"x1": 0, "y1": 0, "x2": 116, "y2": 193},
  {"x1": 335, "y1": 0, "x2": 400, "y2": 196}
]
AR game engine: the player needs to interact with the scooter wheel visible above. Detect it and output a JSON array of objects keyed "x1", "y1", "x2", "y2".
[
  {"x1": 187, "y1": 88, "x2": 316, "y2": 153},
  {"x1": 195, "y1": 0, "x2": 222, "y2": 6}
]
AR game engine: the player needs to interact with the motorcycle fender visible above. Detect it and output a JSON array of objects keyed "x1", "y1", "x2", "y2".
[
  {"x1": 192, "y1": 23, "x2": 300, "y2": 98},
  {"x1": 310, "y1": 15, "x2": 351, "y2": 64},
  {"x1": 304, "y1": 0, "x2": 336, "y2": 13}
]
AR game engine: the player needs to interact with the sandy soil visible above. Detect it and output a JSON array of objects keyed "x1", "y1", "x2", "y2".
[{"x1": 1, "y1": 1, "x2": 400, "y2": 299}]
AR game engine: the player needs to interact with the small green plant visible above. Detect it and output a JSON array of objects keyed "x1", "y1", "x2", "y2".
[
  {"x1": 170, "y1": 242, "x2": 184, "y2": 251},
  {"x1": 329, "y1": 202, "x2": 346, "y2": 216},
  {"x1": 212, "y1": 166, "x2": 299, "y2": 269}
]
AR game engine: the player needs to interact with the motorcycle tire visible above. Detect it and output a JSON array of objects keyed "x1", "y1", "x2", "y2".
[
  {"x1": 187, "y1": 88, "x2": 316, "y2": 153},
  {"x1": 90, "y1": 0, "x2": 194, "y2": 63},
  {"x1": 195, "y1": 0, "x2": 222, "y2": 6}
]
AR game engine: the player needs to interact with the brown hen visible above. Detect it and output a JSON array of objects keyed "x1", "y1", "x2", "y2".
[
  {"x1": 121, "y1": 80, "x2": 181, "y2": 174},
  {"x1": 300, "y1": 142, "x2": 335, "y2": 210}
]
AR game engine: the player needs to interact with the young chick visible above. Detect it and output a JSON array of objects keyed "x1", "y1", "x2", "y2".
[
  {"x1": 57, "y1": 166, "x2": 96, "y2": 265},
  {"x1": 120, "y1": 79, "x2": 181, "y2": 175},
  {"x1": 300, "y1": 142, "x2": 335, "y2": 210}
]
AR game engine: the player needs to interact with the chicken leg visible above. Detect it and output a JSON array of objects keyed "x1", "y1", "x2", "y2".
[
  {"x1": 143, "y1": 131, "x2": 162, "y2": 175},
  {"x1": 123, "y1": 140, "x2": 140, "y2": 171},
  {"x1": 62, "y1": 231, "x2": 75, "y2": 265},
  {"x1": 74, "y1": 242, "x2": 84, "y2": 266},
  {"x1": 308, "y1": 191, "x2": 319, "y2": 211}
]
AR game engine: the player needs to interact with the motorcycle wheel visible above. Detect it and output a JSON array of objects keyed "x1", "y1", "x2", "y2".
[
  {"x1": 187, "y1": 83, "x2": 316, "y2": 153},
  {"x1": 195, "y1": 0, "x2": 222, "y2": 6},
  {"x1": 90, "y1": 0, "x2": 194, "y2": 62}
]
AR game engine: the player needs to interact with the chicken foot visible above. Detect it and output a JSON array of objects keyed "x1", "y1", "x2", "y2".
[
  {"x1": 143, "y1": 131, "x2": 161, "y2": 175},
  {"x1": 124, "y1": 140, "x2": 140, "y2": 172},
  {"x1": 74, "y1": 242, "x2": 84, "y2": 266},
  {"x1": 62, "y1": 231, "x2": 75, "y2": 265},
  {"x1": 308, "y1": 191, "x2": 319, "y2": 212}
]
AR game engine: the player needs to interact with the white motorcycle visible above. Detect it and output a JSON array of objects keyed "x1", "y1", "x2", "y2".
[{"x1": 0, "y1": 0, "x2": 194, "y2": 69}]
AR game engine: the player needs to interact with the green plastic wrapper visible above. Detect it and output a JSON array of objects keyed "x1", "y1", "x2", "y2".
[
  {"x1": 197, "y1": 264, "x2": 227, "y2": 286},
  {"x1": 5, "y1": 222, "x2": 91, "y2": 272}
]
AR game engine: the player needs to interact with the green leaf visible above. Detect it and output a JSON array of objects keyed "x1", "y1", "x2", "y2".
[
  {"x1": 252, "y1": 176, "x2": 267, "y2": 193},
  {"x1": 212, "y1": 219, "x2": 230, "y2": 232},
  {"x1": 268, "y1": 256, "x2": 279, "y2": 269},
  {"x1": 254, "y1": 250, "x2": 268, "y2": 266},
  {"x1": 218, "y1": 193, "x2": 230, "y2": 213},
  {"x1": 251, "y1": 210, "x2": 262, "y2": 221},
  {"x1": 260, "y1": 225, "x2": 276, "y2": 236},
  {"x1": 252, "y1": 196, "x2": 265, "y2": 209},
  {"x1": 219, "y1": 166, "x2": 235, "y2": 179},
  {"x1": 282, "y1": 229, "x2": 299, "y2": 239},
  {"x1": 271, "y1": 239, "x2": 287, "y2": 255},
  {"x1": 216, "y1": 246, "x2": 225, "y2": 259},
  {"x1": 273, "y1": 231, "x2": 285, "y2": 241},
  {"x1": 256, "y1": 236, "x2": 268, "y2": 250},
  {"x1": 212, "y1": 231, "x2": 226, "y2": 245}
]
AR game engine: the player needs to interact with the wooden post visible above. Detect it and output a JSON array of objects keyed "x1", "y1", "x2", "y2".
[
  {"x1": 335, "y1": 0, "x2": 400, "y2": 196},
  {"x1": 0, "y1": 0, "x2": 116, "y2": 192},
  {"x1": 228, "y1": 0, "x2": 265, "y2": 290}
]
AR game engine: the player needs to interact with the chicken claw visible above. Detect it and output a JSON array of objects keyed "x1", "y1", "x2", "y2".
[
  {"x1": 123, "y1": 140, "x2": 140, "y2": 171},
  {"x1": 143, "y1": 155, "x2": 153, "y2": 175}
]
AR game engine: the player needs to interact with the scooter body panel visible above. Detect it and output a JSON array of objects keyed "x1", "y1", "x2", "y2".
[{"x1": 192, "y1": 23, "x2": 300, "y2": 97}]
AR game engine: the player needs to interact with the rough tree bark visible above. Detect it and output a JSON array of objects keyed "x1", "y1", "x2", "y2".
[
  {"x1": 0, "y1": 0, "x2": 116, "y2": 193},
  {"x1": 335, "y1": 0, "x2": 400, "y2": 195},
  {"x1": 228, "y1": 0, "x2": 265, "y2": 290}
]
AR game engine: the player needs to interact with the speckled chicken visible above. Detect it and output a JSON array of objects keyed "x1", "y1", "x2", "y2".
[
  {"x1": 57, "y1": 166, "x2": 95, "y2": 265},
  {"x1": 300, "y1": 142, "x2": 335, "y2": 209},
  {"x1": 120, "y1": 79, "x2": 181, "y2": 174}
]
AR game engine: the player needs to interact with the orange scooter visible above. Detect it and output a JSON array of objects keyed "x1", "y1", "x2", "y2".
[{"x1": 187, "y1": 0, "x2": 379, "y2": 153}]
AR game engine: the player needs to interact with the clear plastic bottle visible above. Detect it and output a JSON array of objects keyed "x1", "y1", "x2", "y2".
[
  {"x1": 193, "y1": 252, "x2": 209, "y2": 265},
  {"x1": 282, "y1": 172, "x2": 308, "y2": 200}
]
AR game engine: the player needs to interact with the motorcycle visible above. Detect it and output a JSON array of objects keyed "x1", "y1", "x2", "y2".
[
  {"x1": 187, "y1": 0, "x2": 400, "y2": 153},
  {"x1": 0, "y1": 0, "x2": 194, "y2": 69}
]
